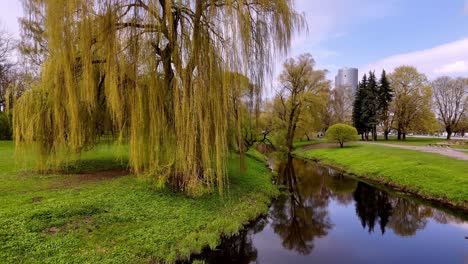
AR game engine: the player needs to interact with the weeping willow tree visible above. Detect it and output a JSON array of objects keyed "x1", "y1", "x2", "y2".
[
  {"x1": 14, "y1": 0, "x2": 304, "y2": 195},
  {"x1": 272, "y1": 53, "x2": 329, "y2": 154}
]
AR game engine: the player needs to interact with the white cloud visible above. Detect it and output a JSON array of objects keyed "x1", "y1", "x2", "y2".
[
  {"x1": 435, "y1": 60, "x2": 468, "y2": 74},
  {"x1": 362, "y1": 38, "x2": 468, "y2": 79}
]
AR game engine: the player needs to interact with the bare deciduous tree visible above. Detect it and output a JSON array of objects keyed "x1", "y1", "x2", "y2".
[
  {"x1": 0, "y1": 29, "x2": 15, "y2": 111},
  {"x1": 18, "y1": 0, "x2": 48, "y2": 75},
  {"x1": 432, "y1": 76, "x2": 468, "y2": 139}
]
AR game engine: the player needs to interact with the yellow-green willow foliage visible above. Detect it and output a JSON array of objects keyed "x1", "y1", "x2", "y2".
[{"x1": 14, "y1": 0, "x2": 304, "y2": 195}]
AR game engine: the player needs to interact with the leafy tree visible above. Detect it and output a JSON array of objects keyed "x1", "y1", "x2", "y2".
[
  {"x1": 377, "y1": 70, "x2": 393, "y2": 140},
  {"x1": 273, "y1": 54, "x2": 329, "y2": 154},
  {"x1": 432, "y1": 76, "x2": 467, "y2": 139},
  {"x1": 325, "y1": 123, "x2": 358, "y2": 148},
  {"x1": 295, "y1": 85, "x2": 330, "y2": 140},
  {"x1": 389, "y1": 66, "x2": 432, "y2": 140},
  {"x1": 227, "y1": 72, "x2": 257, "y2": 152},
  {"x1": 14, "y1": 0, "x2": 304, "y2": 195},
  {"x1": 255, "y1": 101, "x2": 277, "y2": 150}
]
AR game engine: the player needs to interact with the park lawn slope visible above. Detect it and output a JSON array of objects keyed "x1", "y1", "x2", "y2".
[
  {"x1": 293, "y1": 139, "x2": 324, "y2": 149},
  {"x1": 295, "y1": 143, "x2": 468, "y2": 209},
  {"x1": 0, "y1": 141, "x2": 278, "y2": 263}
]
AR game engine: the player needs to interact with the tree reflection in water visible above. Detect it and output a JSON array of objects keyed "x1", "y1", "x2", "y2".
[
  {"x1": 387, "y1": 197, "x2": 432, "y2": 236},
  {"x1": 275, "y1": 157, "x2": 446, "y2": 249},
  {"x1": 354, "y1": 182, "x2": 393, "y2": 234},
  {"x1": 354, "y1": 182, "x2": 434, "y2": 236},
  {"x1": 185, "y1": 216, "x2": 268, "y2": 263},
  {"x1": 187, "y1": 157, "x2": 467, "y2": 263},
  {"x1": 271, "y1": 156, "x2": 333, "y2": 255}
]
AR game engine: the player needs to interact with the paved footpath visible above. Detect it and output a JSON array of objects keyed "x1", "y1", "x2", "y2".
[{"x1": 360, "y1": 142, "x2": 468, "y2": 161}]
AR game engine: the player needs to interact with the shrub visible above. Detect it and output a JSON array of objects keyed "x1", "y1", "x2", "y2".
[
  {"x1": 325, "y1": 124, "x2": 358, "y2": 148},
  {"x1": 0, "y1": 112, "x2": 12, "y2": 140}
]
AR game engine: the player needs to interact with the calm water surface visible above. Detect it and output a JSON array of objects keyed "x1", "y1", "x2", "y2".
[{"x1": 190, "y1": 157, "x2": 468, "y2": 263}]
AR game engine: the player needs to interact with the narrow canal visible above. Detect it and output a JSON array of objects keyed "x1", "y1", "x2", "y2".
[{"x1": 190, "y1": 157, "x2": 468, "y2": 263}]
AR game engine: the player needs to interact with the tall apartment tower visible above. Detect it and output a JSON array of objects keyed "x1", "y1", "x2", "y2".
[{"x1": 335, "y1": 67, "x2": 358, "y2": 93}]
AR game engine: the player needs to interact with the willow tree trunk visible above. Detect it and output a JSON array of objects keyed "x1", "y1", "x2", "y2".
[{"x1": 285, "y1": 97, "x2": 299, "y2": 154}]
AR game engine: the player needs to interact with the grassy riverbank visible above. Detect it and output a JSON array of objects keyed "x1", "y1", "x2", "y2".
[
  {"x1": 295, "y1": 143, "x2": 468, "y2": 209},
  {"x1": 0, "y1": 141, "x2": 278, "y2": 263}
]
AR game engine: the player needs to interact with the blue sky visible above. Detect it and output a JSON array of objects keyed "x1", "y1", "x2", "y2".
[
  {"x1": 1, "y1": 0, "x2": 467, "y2": 82},
  {"x1": 289, "y1": 0, "x2": 468, "y2": 80}
]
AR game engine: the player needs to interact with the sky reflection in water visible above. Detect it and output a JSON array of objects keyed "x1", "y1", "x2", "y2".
[{"x1": 189, "y1": 158, "x2": 468, "y2": 264}]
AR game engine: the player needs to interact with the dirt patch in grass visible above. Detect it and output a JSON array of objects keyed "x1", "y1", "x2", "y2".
[
  {"x1": 3, "y1": 168, "x2": 131, "y2": 194},
  {"x1": 44, "y1": 216, "x2": 95, "y2": 235},
  {"x1": 52, "y1": 168, "x2": 130, "y2": 189},
  {"x1": 32, "y1": 197, "x2": 43, "y2": 203},
  {"x1": 45, "y1": 226, "x2": 60, "y2": 235}
]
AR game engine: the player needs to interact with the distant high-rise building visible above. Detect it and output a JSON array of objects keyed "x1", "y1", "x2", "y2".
[
  {"x1": 332, "y1": 67, "x2": 359, "y2": 124},
  {"x1": 335, "y1": 67, "x2": 358, "y2": 93}
]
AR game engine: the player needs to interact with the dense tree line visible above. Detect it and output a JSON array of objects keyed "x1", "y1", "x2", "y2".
[
  {"x1": 350, "y1": 66, "x2": 465, "y2": 141},
  {"x1": 353, "y1": 70, "x2": 393, "y2": 140}
]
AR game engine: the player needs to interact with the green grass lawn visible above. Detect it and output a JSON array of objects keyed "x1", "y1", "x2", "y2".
[
  {"x1": 292, "y1": 138, "x2": 325, "y2": 149},
  {"x1": 295, "y1": 143, "x2": 468, "y2": 208},
  {"x1": 0, "y1": 141, "x2": 278, "y2": 263},
  {"x1": 382, "y1": 136, "x2": 443, "y2": 145}
]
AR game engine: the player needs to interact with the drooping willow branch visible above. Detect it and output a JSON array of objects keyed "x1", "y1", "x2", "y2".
[{"x1": 14, "y1": 0, "x2": 304, "y2": 195}]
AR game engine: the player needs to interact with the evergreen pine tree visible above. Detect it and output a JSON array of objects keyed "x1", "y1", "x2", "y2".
[
  {"x1": 353, "y1": 74, "x2": 367, "y2": 139},
  {"x1": 357, "y1": 72, "x2": 377, "y2": 140},
  {"x1": 364, "y1": 71, "x2": 380, "y2": 140},
  {"x1": 377, "y1": 70, "x2": 393, "y2": 140}
]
